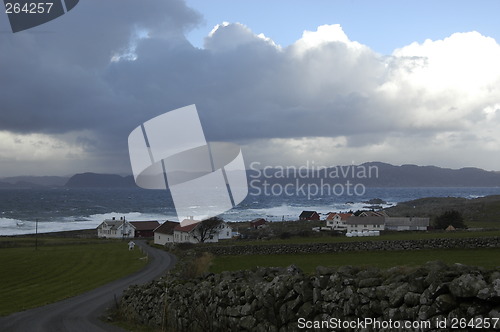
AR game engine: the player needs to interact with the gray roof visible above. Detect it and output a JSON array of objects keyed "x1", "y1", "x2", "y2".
[
  {"x1": 346, "y1": 216, "x2": 385, "y2": 226},
  {"x1": 104, "y1": 220, "x2": 124, "y2": 230},
  {"x1": 385, "y1": 217, "x2": 429, "y2": 227}
]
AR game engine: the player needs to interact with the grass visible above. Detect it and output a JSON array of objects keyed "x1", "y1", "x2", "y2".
[
  {"x1": 202, "y1": 229, "x2": 500, "y2": 247},
  {"x1": 467, "y1": 221, "x2": 500, "y2": 229},
  {"x1": 210, "y1": 248, "x2": 500, "y2": 274},
  {"x1": 0, "y1": 239, "x2": 147, "y2": 316}
]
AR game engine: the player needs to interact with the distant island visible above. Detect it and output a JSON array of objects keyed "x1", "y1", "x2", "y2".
[
  {"x1": 64, "y1": 173, "x2": 136, "y2": 188},
  {"x1": 0, "y1": 162, "x2": 499, "y2": 188}
]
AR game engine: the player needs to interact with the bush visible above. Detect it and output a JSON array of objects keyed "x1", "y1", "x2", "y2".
[
  {"x1": 175, "y1": 251, "x2": 214, "y2": 280},
  {"x1": 434, "y1": 210, "x2": 466, "y2": 230}
]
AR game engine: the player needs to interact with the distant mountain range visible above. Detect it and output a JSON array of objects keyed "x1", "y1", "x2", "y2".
[
  {"x1": 354, "y1": 162, "x2": 500, "y2": 187},
  {"x1": 1, "y1": 162, "x2": 499, "y2": 188},
  {"x1": 248, "y1": 162, "x2": 500, "y2": 187}
]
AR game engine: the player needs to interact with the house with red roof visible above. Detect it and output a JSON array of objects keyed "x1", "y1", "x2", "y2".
[
  {"x1": 325, "y1": 212, "x2": 353, "y2": 231},
  {"x1": 170, "y1": 219, "x2": 233, "y2": 244},
  {"x1": 173, "y1": 222, "x2": 200, "y2": 243},
  {"x1": 299, "y1": 211, "x2": 320, "y2": 221},
  {"x1": 249, "y1": 218, "x2": 267, "y2": 229}
]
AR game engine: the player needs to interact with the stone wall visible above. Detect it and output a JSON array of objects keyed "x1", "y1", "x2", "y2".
[
  {"x1": 119, "y1": 261, "x2": 500, "y2": 331},
  {"x1": 194, "y1": 236, "x2": 500, "y2": 256}
]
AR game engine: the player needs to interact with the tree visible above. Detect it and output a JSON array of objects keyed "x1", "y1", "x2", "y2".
[
  {"x1": 192, "y1": 217, "x2": 223, "y2": 243},
  {"x1": 434, "y1": 210, "x2": 466, "y2": 230}
]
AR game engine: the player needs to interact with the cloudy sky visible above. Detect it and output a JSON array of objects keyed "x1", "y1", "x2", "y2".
[{"x1": 1, "y1": 0, "x2": 500, "y2": 177}]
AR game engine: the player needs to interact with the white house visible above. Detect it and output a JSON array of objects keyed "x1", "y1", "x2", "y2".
[
  {"x1": 216, "y1": 222, "x2": 233, "y2": 240},
  {"x1": 325, "y1": 213, "x2": 352, "y2": 231},
  {"x1": 385, "y1": 217, "x2": 429, "y2": 231},
  {"x1": 171, "y1": 220, "x2": 233, "y2": 243},
  {"x1": 345, "y1": 216, "x2": 385, "y2": 233},
  {"x1": 97, "y1": 217, "x2": 134, "y2": 239},
  {"x1": 153, "y1": 221, "x2": 179, "y2": 245},
  {"x1": 173, "y1": 222, "x2": 200, "y2": 243}
]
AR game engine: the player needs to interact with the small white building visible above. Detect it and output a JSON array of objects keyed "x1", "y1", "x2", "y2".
[
  {"x1": 97, "y1": 217, "x2": 134, "y2": 239},
  {"x1": 345, "y1": 216, "x2": 385, "y2": 233}
]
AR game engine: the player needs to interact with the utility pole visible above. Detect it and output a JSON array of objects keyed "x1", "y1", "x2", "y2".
[{"x1": 35, "y1": 218, "x2": 38, "y2": 250}]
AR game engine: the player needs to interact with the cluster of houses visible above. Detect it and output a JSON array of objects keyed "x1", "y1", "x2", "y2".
[
  {"x1": 96, "y1": 209, "x2": 430, "y2": 245},
  {"x1": 96, "y1": 216, "x2": 234, "y2": 245},
  {"x1": 300, "y1": 210, "x2": 430, "y2": 233}
]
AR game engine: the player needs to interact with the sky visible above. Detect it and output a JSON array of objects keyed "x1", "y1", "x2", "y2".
[{"x1": 1, "y1": 0, "x2": 500, "y2": 177}]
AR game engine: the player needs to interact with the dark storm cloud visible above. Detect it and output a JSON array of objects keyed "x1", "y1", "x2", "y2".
[
  {"x1": 1, "y1": 4, "x2": 500, "y2": 175},
  {"x1": 0, "y1": 0, "x2": 201, "y2": 134}
]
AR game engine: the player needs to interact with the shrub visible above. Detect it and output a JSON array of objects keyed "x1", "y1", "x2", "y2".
[{"x1": 434, "y1": 210, "x2": 466, "y2": 229}]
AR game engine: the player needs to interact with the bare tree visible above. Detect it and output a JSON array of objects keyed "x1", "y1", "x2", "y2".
[{"x1": 192, "y1": 217, "x2": 223, "y2": 243}]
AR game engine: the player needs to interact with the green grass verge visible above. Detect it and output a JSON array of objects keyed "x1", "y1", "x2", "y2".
[
  {"x1": 0, "y1": 240, "x2": 147, "y2": 316},
  {"x1": 210, "y1": 248, "x2": 500, "y2": 274}
]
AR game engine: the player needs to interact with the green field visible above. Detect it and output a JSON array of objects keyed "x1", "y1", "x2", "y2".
[
  {"x1": 210, "y1": 247, "x2": 500, "y2": 274},
  {"x1": 0, "y1": 239, "x2": 147, "y2": 316},
  {"x1": 203, "y1": 229, "x2": 500, "y2": 247}
]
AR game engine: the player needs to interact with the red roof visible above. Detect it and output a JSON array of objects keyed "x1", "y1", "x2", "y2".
[
  {"x1": 250, "y1": 218, "x2": 266, "y2": 226},
  {"x1": 326, "y1": 213, "x2": 352, "y2": 221},
  {"x1": 174, "y1": 222, "x2": 200, "y2": 233},
  {"x1": 129, "y1": 221, "x2": 160, "y2": 231}
]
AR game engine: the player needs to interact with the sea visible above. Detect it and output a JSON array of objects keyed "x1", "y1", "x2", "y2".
[{"x1": 1, "y1": 187, "x2": 499, "y2": 236}]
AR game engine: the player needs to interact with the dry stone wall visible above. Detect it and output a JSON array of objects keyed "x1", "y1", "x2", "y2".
[
  {"x1": 195, "y1": 237, "x2": 500, "y2": 256},
  {"x1": 119, "y1": 261, "x2": 500, "y2": 331}
]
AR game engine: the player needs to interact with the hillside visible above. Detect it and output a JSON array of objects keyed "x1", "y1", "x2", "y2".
[{"x1": 384, "y1": 195, "x2": 500, "y2": 224}]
